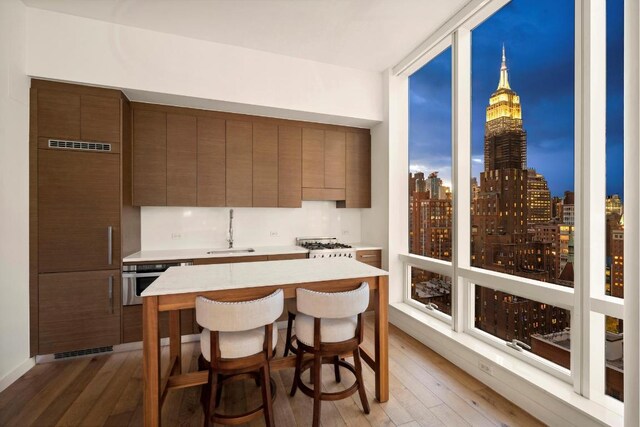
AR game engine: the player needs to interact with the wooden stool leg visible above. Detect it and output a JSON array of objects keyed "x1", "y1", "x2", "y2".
[
  {"x1": 290, "y1": 348, "x2": 303, "y2": 396},
  {"x1": 215, "y1": 374, "x2": 223, "y2": 408},
  {"x1": 284, "y1": 312, "x2": 295, "y2": 356},
  {"x1": 353, "y1": 348, "x2": 370, "y2": 414},
  {"x1": 260, "y1": 363, "x2": 275, "y2": 427},
  {"x1": 203, "y1": 369, "x2": 219, "y2": 427},
  {"x1": 333, "y1": 355, "x2": 341, "y2": 383},
  {"x1": 312, "y1": 354, "x2": 322, "y2": 427}
]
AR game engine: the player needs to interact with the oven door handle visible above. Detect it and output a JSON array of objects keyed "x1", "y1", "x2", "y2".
[{"x1": 122, "y1": 272, "x2": 164, "y2": 278}]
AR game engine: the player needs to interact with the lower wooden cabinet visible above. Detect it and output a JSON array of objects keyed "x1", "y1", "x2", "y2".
[
  {"x1": 193, "y1": 255, "x2": 269, "y2": 265},
  {"x1": 356, "y1": 249, "x2": 382, "y2": 269},
  {"x1": 122, "y1": 306, "x2": 196, "y2": 343},
  {"x1": 38, "y1": 270, "x2": 121, "y2": 354}
]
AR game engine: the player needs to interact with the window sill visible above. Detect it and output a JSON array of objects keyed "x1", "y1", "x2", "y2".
[{"x1": 389, "y1": 302, "x2": 623, "y2": 427}]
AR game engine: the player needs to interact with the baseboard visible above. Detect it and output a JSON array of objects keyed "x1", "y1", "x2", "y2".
[
  {"x1": 0, "y1": 357, "x2": 35, "y2": 393},
  {"x1": 388, "y1": 303, "x2": 623, "y2": 427}
]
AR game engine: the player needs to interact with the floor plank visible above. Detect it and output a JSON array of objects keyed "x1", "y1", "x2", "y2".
[{"x1": 0, "y1": 318, "x2": 544, "y2": 427}]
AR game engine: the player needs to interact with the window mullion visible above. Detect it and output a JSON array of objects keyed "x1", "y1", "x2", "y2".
[
  {"x1": 452, "y1": 27, "x2": 471, "y2": 333},
  {"x1": 574, "y1": 0, "x2": 607, "y2": 400}
]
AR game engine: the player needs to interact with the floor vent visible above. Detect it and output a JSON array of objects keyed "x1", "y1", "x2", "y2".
[
  {"x1": 48, "y1": 139, "x2": 112, "y2": 152},
  {"x1": 54, "y1": 346, "x2": 114, "y2": 360}
]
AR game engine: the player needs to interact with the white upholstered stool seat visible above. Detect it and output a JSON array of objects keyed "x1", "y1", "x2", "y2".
[
  {"x1": 200, "y1": 323, "x2": 279, "y2": 361},
  {"x1": 196, "y1": 289, "x2": 283, "y2": 427},
  {"x1": 295, "y1": 314, "x2": 357, "y2": 346}
]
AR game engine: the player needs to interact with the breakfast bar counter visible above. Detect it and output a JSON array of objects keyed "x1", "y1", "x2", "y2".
[{"x1": 141, "y1": 257, "x2": 389, "y2": 426}]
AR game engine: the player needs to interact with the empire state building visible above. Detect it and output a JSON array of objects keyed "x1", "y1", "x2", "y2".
[{"x1": 472, "y1": 46, "x2": 530, "y2": 270}]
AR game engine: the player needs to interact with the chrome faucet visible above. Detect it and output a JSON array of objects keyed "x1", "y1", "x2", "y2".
[{"x1": 227, "y1": 209, "x2": 234, "y2": 249}]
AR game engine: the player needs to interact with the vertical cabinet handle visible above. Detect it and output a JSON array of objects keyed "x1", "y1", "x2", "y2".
[
  {"x1": 108, "y1": 275, "x2": 114, "y2": 314},
  {"x1": 107, "y1": 226, "x2": 113, "y2": 265}
]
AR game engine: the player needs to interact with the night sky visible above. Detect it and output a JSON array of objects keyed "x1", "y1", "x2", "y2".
[{"x1": 409, "y1": 0, "x2": 624, "y2": 198}]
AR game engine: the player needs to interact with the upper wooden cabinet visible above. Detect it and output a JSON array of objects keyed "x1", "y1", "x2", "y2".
[
  {"x1": 226, "y1": 120, "x2": 253, "y2": 207},
  {"x1": 302, "y1": 128, "x2": 325, "y2": 188},
  {"x1": 133, "y1": 109, "x2": 167, "y2": 206},
  {"x1": 130, "y1": 102, "x2": 369, "y2": 208},
  {"x1": 302, "y1": 128, "x2": 347, "y2": 201},
  {"x1": 37, "y1": 86, "x2": 120, "y2": 147},
  {"x1": 252, "y1": 122, "x2": 278, "y2": 207},
  {"x1": 38, "y1": 149, "x2": 121, "y2": 273},
  {"x1": 324, "y1": 130, "x2": 346, "y2": 189},
  {"x1": 166, "y1": 114, "x2": 197, "y2": 206},
  {"x1": 338, "y1": 132, "x2": 371, "y2": 208},
  {"x1": 278, "y1": 125, "x2": 302, "y2": 208},
  {"x1": 197, "y1": 117, "x2": 226, "y2": 207}
]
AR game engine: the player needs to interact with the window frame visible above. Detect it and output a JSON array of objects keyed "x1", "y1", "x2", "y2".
[{"x1": 398, "y1": 0, "x2": 630, "y2": 415}]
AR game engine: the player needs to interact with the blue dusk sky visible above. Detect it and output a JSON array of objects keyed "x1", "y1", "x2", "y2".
[{"x1": 409, "y1": 0, "x2": 624, "y2": 198}]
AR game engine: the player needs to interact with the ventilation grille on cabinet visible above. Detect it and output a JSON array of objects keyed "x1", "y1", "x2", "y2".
[
  {"x1": 54, "y1": 346, "x2": 113, "y2": 359},
  {"x1": 48, "y1": 139, "x2": 112, "y2": 152}
]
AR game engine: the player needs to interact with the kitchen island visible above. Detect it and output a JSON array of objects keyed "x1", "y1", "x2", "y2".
[{"x1": 141, "y1": 257, "x2": 389, "y2": 427}]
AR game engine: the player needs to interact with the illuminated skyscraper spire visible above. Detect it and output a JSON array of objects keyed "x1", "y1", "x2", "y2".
[{"x1": 498, "y1": 44, "x2": 511, "y2": 90}]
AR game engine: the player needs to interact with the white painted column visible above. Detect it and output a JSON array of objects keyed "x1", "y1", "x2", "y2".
[{"x1": 623, "y1": 0, "x2": 639, "y2": 424}]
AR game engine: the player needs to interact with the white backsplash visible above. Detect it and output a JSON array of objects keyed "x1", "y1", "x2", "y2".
[{"x1": 140, "y1": 201, "x2": 362, "y2": 250}]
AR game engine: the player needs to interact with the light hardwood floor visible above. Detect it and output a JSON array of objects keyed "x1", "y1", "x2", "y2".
[{"x1": 0, "y1": 317, "x2": 545, "y2": 426}]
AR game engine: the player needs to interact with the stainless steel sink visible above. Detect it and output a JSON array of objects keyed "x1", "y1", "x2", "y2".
[{"x1": 206, "y1": 248, "x2": 255, "y2": 255}]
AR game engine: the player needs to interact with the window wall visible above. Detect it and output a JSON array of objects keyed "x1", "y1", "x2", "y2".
[{"x1": 401, "y1": 0, "x2": 632, "y2": 418}]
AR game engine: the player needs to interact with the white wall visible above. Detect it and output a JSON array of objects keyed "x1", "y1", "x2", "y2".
[
  {"x1": 0, "y1": 0, "x2": 33, "y2": 391},
  {"x1": 141, "y1": 202, "x2": 362, "y2": 250},
  {"x1": 25, "y1": 8, "x2": 383, "y2": 127}
]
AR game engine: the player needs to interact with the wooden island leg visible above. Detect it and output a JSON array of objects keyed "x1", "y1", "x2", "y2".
[
  {"x1": 169, "y1": 310, "x2": 182, "y2": 375},
  {"x1": 374, "y1": 275, "x2": 389, "y2": 402},
  {"x1": 143, "y1": 296, "x2": 161, "y2": 427}
]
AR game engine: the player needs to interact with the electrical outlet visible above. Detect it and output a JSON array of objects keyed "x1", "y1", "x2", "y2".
[
  {"x1": 342, "y1": 230, "x2": 350, "y2": 236},
  {"x1": 171, "y1": 233, "x2": 182, "y2": 240},
  {"x1": 270, "y1": 231, "x2": 279, "y2": 237},
  {"x1": 478, "y1": 361, "x2": 494, "y2": 376}
]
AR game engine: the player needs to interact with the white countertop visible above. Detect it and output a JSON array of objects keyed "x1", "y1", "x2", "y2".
[
  {"x1": 141, "y1": 257, "x2": 388, "y2": 297},
  {"x1": 123, "y1": 245, "x2": 308, "y2": 263},
  {"x1": 351, "y1": 243, "x2": 383, "y2": 251}
]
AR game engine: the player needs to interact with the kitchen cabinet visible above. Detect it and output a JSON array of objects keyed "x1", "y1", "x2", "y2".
[
  {"x1": 197, "y1": 117, "x2": 226, "y2": 206},
  {"x1": 226, "y1": 120, "x2": 253, "y2": 207},
  {"x1": 356, "y1": 249, "x2": 381, "y2": 269},
  {"x1": 252, "y1": 122, "x2": 278, "y2": 207},
  {"x1": 167, "y1": 113, "x2": 197, "y2": 206},
  {"x1": 278, "y1": 125, "x2": 302, "y2": 208},
  {"x1": 37, "y1": 87, "x2": 121, "y2": 148},
  {"x1": 31, "y1": 80, "x2": 140, "y2": 357},
  {"x1": 38, "y1": 270, "x2": 121, "y2": 354},
  {"x1": 324, "y1": 130, "x2": 346, "y2": 189},
  {"x1": 133, "y1": 109, "x2": 167, "y2": 206},
  {"x1": 38, "y1": 149, "x2": 121, "y2": 273},
  {"x1": 302, "y1": 128, "x2": 325, "y2": 188},
  {"x1": 338, "y1": 132, "x2": 371, "y2": 208},
  {"x1": 302, "y1": 128, "x2": 347, "y2": 201},
  {"x1": 267, "y1": 253, "x2": 307, "y2": 261}
]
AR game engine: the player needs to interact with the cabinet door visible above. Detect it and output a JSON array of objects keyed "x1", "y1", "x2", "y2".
[
  {"x1": 302, "y1": 128, "x2": 324, "y2": 188},
  {"x1": 193, "y1": 255, "x2": 269, "y2": 265},
  {"x1": 278, "y1": 125, "x2": 302, "y2": 207},
  {"x1": 133, "y1": 109, "x2": 167, "y2": 206},
  {"x1": 38, "y1": 149, "x2": 120, "y2": 273},
  {"x1": 226, "y1": 120, "x2": 253, "y2": 207},
  {"x1": 197, "y1": 117, "x2": 226, "y2": 206},
  {"x1": 167, "y1": 114, "x2": 197, "y2": 206},
  {"x1": 342, "y1": 132, "x2": 371, "y2": 208},
  {"x1": 39, "y1": 270, "x2": 121, "y2": 354},
  {"x1": 37, "y1": 89, "x2": 81, "y2": 140},
  {"x1": 81, "y1": 95, "x2": 121, "y2": 144},
  {"x1": 252, "y1": 122, "x2": 278, "y2": 207},
  {"x1": 324, "y1": 130, "x2": 346, "y2": 189}
]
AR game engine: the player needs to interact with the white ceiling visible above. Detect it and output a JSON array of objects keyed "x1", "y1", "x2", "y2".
[{"x1": 21, "y1": 0, "x2": 468, "y2": 72}]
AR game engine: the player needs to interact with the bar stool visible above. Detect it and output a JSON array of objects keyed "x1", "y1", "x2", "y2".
[
  {"x1": 196, "y1": 289, "x2": 283, "y2": 427},
  {"x1": 289, "y1": 283, "x2": 370, "y2": 427}
]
